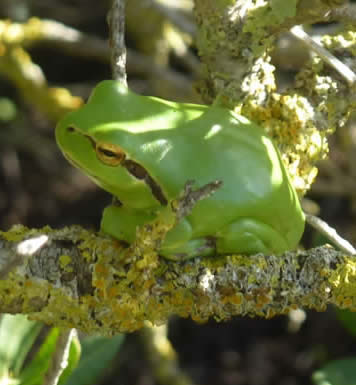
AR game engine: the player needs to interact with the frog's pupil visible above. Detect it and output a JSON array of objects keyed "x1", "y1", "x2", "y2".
[{"x1": 100, "y1": 148, "x2": 117, "y2": 158}]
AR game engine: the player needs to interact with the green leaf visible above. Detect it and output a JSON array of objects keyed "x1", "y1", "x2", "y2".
[
  {"x1": 270, "y1": 0, "x2": 297, "y2": 22},
  {"x1": 0, "y1": 314, "x2": 42, "y2": 378},
  {"x1": 19, "y1": 327, "x2": 60, "y2": 385},
  {"x1": 19, "y1": 328, "x2": 82, "y2": 385},
  {"x1": 63, "y1": 334, "x2": 125, "y2": 385},
  {"x1": 0, "y1": 98, "x2": 17, "y2": 122},
  {"x1": 336, "y1": 308, "x2": 356, "y2": 337},
  {"x1": 58, "y1": 334, "x2": 81, "y2": 385},
  {"x1": 312, "y1": 357, "x2": 356, "y2": 385}
]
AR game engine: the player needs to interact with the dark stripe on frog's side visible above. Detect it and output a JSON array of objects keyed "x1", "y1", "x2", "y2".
[{"x1": 122, "y1": 159, "x2": 168, "y2": 206}]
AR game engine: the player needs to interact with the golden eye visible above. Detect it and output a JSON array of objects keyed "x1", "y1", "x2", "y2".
[{"x1": 95, "y1": 142, "x2": 126, "y2": 166}]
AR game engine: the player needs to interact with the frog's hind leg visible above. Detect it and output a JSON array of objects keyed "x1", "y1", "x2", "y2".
[{"x1": 216, "y1": 218, "x2": 289, "y2": 255}]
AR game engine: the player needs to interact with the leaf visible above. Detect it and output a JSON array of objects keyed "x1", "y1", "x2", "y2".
[
  {"x1": 58, "y1": 334, "x2": 81, "y2": 385},
  {"x1": 270, "y1": 0, "x2": 297, "y2": 22},
  {"x1": 63, "y1": 334, "x2": 125, "y2": 385},
  {"x1": 312, "y1": 357, "x2": 356, "y2": 385},
  {"x1": 19, "y1": 327, "x2": 60, "y2": 385},
  {"x1": 0, "y1": 314, "x2": 42, "y2": 378},
  {"x1": 20, "y1": 328, "x2": 82, "y2": 385},
  {"x1": 336, "y1": 308, "x2": 356, "y2": 338},
  {"x1": 0, "y1": 98, "x2": 17, "y2": 122}
]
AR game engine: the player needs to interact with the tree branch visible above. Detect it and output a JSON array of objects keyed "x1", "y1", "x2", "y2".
[
  {"x1": 0, "y1": 225, "x2": 355, "y2": 335},
  {"x1": 306, "y1": 215, "x2": 356, "y2": 255},
  {"x1": 193, "y1": 0, "x2": 355, "y2": 197}
]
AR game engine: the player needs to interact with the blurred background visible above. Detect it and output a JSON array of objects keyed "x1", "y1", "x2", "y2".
[{"x1": 1, "y1": 1, "x2": 356, "y2": 385}]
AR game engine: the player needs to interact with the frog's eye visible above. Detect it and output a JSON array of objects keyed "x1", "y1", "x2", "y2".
[{"x1": 96, "y1": 142, "x2": 126, "y2": 166}]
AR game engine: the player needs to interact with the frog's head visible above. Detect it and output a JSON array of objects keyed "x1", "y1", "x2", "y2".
[{"x1": 56, "y1": 81, "x2": 204, "y2": 209}]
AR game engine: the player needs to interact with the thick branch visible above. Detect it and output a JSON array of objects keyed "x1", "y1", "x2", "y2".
[
  {"x1": 193, "y1": 0, "x2": 352, "y2": 105},
  {"x1": 0, "y1": 225, "x2": 355, "y2": 335},
  {"x1": 193, "y1": 0, "x2": 355, "y2": 197}
]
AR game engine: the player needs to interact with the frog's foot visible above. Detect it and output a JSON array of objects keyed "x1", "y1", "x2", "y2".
[
  {"x1": 160, "y1": 238, "x2": 215, "y2": 261},
  {"x1": 216, "y1": 218, "x2": 289, "y2": 255}
]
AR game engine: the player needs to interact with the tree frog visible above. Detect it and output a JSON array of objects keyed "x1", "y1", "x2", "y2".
[{"x1": 56, "y1": 80, "x2": 305, "y2": 260}]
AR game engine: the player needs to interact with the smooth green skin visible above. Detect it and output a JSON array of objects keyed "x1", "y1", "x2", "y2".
[{"x1": 56, "y1": 80, "x2": 305, "y2": 260}]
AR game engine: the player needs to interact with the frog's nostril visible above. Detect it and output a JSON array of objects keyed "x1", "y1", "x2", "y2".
[{"x1": 67, "y1": 126, "x2": 75, "y2": 133}]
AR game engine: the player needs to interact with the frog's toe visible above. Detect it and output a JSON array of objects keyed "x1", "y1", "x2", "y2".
[{"x1": 160, "y1": 238, "x2": 215, "y2": 261}]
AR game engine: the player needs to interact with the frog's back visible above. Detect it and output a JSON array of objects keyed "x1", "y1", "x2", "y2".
[{"x1": 159, "y1": 107, "x2": 304, "y2": 250}]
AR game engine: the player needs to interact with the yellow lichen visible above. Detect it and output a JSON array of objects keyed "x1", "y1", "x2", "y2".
[
  {"x1": 243, "y1": 93, "x2": 326, "y2": 194},
  {"x1": 1, "y1": 224, "x2": 30, "y2": 242},
  {"x1": 322, "y1": 28, "x2": 356, "y2": 57},
  {"x1": 329, "y1": 259, "x2": 356, "y2": 308},
  {"x1": 59, "y1": 254, "x2": 72, "y2": 270}
]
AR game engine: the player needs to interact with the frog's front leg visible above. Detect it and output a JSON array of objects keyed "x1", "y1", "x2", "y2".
[
  {"x1": 216, "y1": 218, "x2": 289, "y2": 255},
  {"x1": 101, "y1": 205, "x2": 155, "y2": 243},
  {"x1": 102, "y1": 205, "x2": 213, "y2": 260}
]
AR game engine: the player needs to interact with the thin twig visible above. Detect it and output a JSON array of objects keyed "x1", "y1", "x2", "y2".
[
  {"x1": 107, "y1": 0, "x2": 127, "y2": 84},
  {"x1": 306, "y1": 214, "x2": 356, "y2": 255},
  {"x1": 290, "y1": 25, "x2": 356, "y2": 86},
  {"x1": 149, "y1": 0, "x2": 196, "y2": 35},
  {"x1": 43, "y1": 328, "x2": 76, "y2": 385},
  {"x1": 174, "y1": 180, "x2": 222, "y2": 220},
  {"x1": 147, "y1": 0, "x2": 200, "y2": 75},
  {"x1": 140, "y1": 324, "x2": 196, "y2": 385}
]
